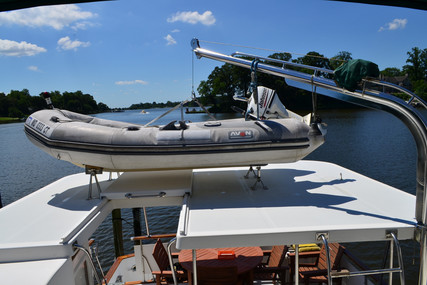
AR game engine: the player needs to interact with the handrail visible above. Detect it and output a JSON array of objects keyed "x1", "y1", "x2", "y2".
[
  {"x1": 343, "y1": 249, "x2": 386, "y2": 284},
  {"x1": 130, "y1": 233, "x2": 178, "y2": 284},
  {"x1": 362, "y1": 78, "x2": 427, "y2": 110},
  {"x1": 318, "y1": 234, "x2": 332, "y2": 285},
  {"x1": 178, "y1": 193, "x2": 190, "y2": 236},
  {"x1": 167, "y1": 238, "x2": 178, "y2": 285},
  {"x1": 73, "y1": 243, "x2": 105, "y2": 285},
  {"x1": 327, "y1": 233, "x2": 405, "y2": 284},
  {"x1": 389, "y1": 232, "x2": 406, "y2": 284},
  {"x1": 231, "y1": 51, "x2": 335, "y2": 75},
  {"x1": 191, "y1": 38, "x2": 427, "y2": 285},
  {"x1": 232, "y1": 49, "x2": 427, "y2": 111}
]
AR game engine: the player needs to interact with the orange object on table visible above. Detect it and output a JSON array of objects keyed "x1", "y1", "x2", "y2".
[
  {"x1": 218, "y1": 250, "x2": 235, "y2": 260},
  {"x1": 179, "y1": 247, "x2": 263, "y2": 275}
]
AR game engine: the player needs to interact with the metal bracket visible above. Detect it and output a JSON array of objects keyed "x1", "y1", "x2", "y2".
[
  {"x1": 316, "y1": 232, "x2": 329, "y2": 241},
  {"x1": 415, "y1": 223, "x2": 427, "y2": 242},
  {"x1": 85, "y1": 166, "x2": 103, "y2": 200},
  {"x1": 244, "y1": 165, "x2": 268, "y2": 190},
  {"x1": 386, "y1": 229, "x2": 398, "y2": 239},
  {"x1": 125, "y1": 192, "x2": 166, "y2": 199}
]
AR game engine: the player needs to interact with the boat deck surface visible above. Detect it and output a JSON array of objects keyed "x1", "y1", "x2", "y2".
[
  {"x1": 177, "y1": 160, "x2": 416, "y2": 249},
  {"x1": 0, "y1": 160, "x2": 417, "y2": 283}
]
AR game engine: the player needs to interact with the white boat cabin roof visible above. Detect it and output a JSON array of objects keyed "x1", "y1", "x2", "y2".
[
  {"x1": 0, "y1": 160, "x2": 417, "y2": 282},
  {"x1": 177, "y1": 161, "x2": 416, "y2": 249}
]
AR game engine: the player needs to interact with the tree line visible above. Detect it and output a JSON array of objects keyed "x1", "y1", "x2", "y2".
[
  {"x1": 197, "y1": 47, "x2": 427, "y2": 112},
  {"x1": 0, "y1": 89, "x2": 194, "y2": 119},
  {"x1": 2, "y1": 47, "x2": 426, "y2": 118},
  {"x1": 128, "y1": 101, "x2": 182, "y2": 110},
  {"x1": 0, "y1": 89, "x2": 110, "y2": 118}
]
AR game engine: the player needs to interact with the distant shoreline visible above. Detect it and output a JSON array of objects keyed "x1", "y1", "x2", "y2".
[{"x1": 0, "y1": 117, "x2": 23, "y2": 124}]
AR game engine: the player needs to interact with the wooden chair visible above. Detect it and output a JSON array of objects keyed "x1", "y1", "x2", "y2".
[
  {"x1": 197, "y1": 266, "x2": 242, "y2": 285},
  {"x1": 151, "y1": 239, "x2": 186, "y2": 285},
  {"x1": 253, "y1": 245, "x2": 289, "y2": 284},
  {"x1": 297, "y1": 243, "x2": 346, "y2": 285}
]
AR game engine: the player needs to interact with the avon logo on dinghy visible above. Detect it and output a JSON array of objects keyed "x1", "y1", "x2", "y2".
[{"x1": 229, "y1": 130, "x2": 253, "y2": 139}]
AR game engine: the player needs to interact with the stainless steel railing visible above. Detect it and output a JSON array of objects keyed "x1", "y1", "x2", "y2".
[{"x1": 191, "y1": 38, "x2": 427, "y2": 284}]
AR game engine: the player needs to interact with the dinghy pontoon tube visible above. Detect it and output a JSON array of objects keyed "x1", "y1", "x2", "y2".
[{"x1": 24, "y1": 90, "x2": 325, "y2": 171}]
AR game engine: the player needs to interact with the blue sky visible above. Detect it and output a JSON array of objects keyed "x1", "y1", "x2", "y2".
[{"x1": 0, "y1": 0, "x2": 426, "y2": 108}]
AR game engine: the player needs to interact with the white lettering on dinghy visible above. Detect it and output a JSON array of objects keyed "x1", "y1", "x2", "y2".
[
  {"x1": 26, "y1": 117, "x2": 50, "y2": 135},
  {"x1": 229, "y1": 130, "x2": 253, "y2": 139}
]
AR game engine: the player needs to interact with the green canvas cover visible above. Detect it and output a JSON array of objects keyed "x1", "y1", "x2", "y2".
[{"x1": 334, "y1": 59, "x2": 379, "y2": 91}]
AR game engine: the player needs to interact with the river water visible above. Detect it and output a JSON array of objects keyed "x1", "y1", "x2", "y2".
[{"x1": 0, "y1": 107, "x2": 421, "y2": 283}]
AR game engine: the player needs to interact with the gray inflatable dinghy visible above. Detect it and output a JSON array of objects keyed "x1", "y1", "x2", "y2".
[{"x1": 24, "y1": 88, "x2": 325, "y2": 171}]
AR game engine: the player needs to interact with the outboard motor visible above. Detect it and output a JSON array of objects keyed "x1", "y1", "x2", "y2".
[
  {"x1": 237, "y1": 86, "x2": 327, "y2": 137},
  {"x1": 42, "y1": 92, "x2": 54, "y2": 109},
  {"x1": 245, "y1": 86, "x2": 288, "y2": 120}
]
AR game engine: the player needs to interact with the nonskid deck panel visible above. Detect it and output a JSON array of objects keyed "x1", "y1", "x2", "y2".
[{"x1": 177, "y1": 161, "x2": 417, "y2": 249}]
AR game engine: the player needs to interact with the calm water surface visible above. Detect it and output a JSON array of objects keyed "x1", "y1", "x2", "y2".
[{"x1": 0, "y1": 107, "x2": 421, "y2": 283}]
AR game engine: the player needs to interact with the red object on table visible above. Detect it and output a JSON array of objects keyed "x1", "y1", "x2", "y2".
[{"x1": 179, "y1": 247, "x2": 263, "y2": 276}]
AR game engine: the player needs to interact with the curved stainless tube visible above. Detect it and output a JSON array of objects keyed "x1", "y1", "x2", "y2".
[
  {"x1": 318, "y1": 235, "x2": 332, "y2": 285},
  {"x1": 167, "y1": 238, "x2": 178, "y2": 285},
  {"x1": 191, "y1": 38, "x2": 427, "y2": 284},
  {"x1": 73, "y1": 243, "x2": 104, "y2": 285},
  {"x1": 390, "y1": 232, "x2": 406, "y2": 285}
]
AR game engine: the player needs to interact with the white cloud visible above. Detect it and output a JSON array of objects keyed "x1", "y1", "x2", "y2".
[
  {"x1": 379, "y1": 18, "x2": 407, "y2": 32},
  {"x1": 164, "y1": 34, "x2": 177, "y2": 46},
  {"x1": 167, "y1": 11, "x2": 216, "y2": 26},
  {"x1": 57, "y1": 36, "x2": 90, "y2": 51},
  {"x1": 171, "y1": 29, "x2": 180, "y2": 33},
  {"x1": 28, "y1": 65, "x2": 40, "y2": 72},
  {"x1": 0, "y1": 4, "x2": 97, "y2": 30},
  {"x1": 71, "y1": 21, "x2": 97, "y2": 31},
  {"x1": 115, "y1": 80, "x2": 148, "y2": 85},
  {"x1": 0, "y1": 39, "x2": 46, "y2": 57}
]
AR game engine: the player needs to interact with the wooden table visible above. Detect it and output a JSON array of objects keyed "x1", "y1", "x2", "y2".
[{"x1": 179, "y1": 247, "x2": 263, "y2": 284}]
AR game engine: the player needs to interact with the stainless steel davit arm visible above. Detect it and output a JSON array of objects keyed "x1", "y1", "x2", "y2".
[{"x1": 191, "y1": 38, "x2": 427, "y2": 285}]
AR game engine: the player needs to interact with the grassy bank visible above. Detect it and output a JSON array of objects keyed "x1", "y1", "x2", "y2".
[{"x1": 0, "y1": 117, "x2": 22, "y2": 124}]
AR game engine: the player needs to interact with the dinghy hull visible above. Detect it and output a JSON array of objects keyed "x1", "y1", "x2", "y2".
[{"x1": 24, "y1": 109, "x2": 324, "y2": 171}]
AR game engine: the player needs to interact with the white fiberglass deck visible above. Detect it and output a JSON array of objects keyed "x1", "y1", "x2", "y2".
[
  {"x1": 0, "y1": 170, "x2": 192, "y2": 264},
  {"x1": 0, "y1": 160, "x2": 417, "y2": 284},
  {"x1": 0, "y1": 173, "x2": 112, "y2": 263},
  {"x1": 176, "y1": 160, "x2": 417, "y2": 249},
  {"x1": 0, "y1": 170, "x2": 190, "y2": 284}
]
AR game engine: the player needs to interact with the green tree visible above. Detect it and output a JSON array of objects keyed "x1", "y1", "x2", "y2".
[
  {"x1": 294, "y1": 52, "x2": 330, "y2": 69},
  {"x1": 403, "y1": 47, "x2": 427, "y2": 82},
  {"x1": 29, "y1": 95, "x2": 45, "y2": 112},
  {"x1": 7, "y1": 107, "x2": 23, "y2": 118},
  {"x1": 267, "y1": 52, "x2": 292, "y2": 68},
  {"x1": 413, "y1": 80, "x2": 427, "y2": 100},
  {"x1": 0, "y1": 90, "x2": 109, "y2": 117},
  {"x1": 8, "y1": 89, "x2": 32, "y2": 115},
  {"x1": 330, "y1": 51, "x2": 352, "y2": 70},
  {"x1": 97, "y1": 102, "x2": 110, "y2": 112},
  {"x1": 197, "y1": 63, "x2": 249, "y2": 113},
  {"x1": 48, "y1": 91, "x2": 64, "y2": 109},
  {"x1": 381, "y1": 67, "x2": 403, "y2": 77},
  {"x1": 293, "y1": 52, "x2": 331, "y2": 78},
  {"x1": 0, "y1": 93, "x2": 8, "y2": 117}
]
